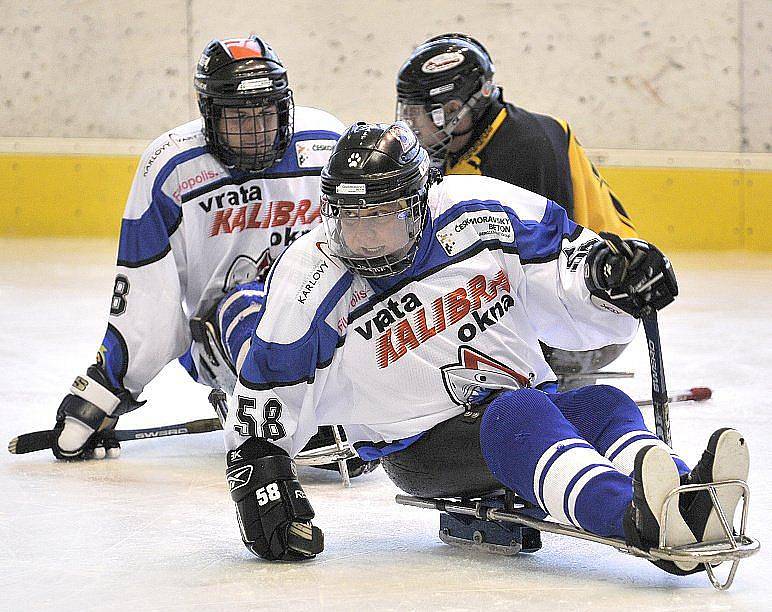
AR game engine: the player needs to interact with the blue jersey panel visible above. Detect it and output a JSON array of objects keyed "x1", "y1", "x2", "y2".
[
  {"x1": 117, "y1": 147, "x2": 207, "y2": 267},
  {"x1": 238, "y1": 274, "x2": 352, "y2": 390},
  {"x1": 515, "y1": 199, "x2": 580, "y2": 263}
]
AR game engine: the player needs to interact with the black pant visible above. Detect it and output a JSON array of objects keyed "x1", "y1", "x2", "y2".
[{"x1": 381, "y1": 403, "x2": 503, "y2": 498}]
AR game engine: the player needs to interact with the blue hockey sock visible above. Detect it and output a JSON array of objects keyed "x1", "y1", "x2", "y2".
[
  {"x1": 549, "y1": 385, "x2": 689, "y2": 477},
  {"x1": 480, "y1": 388, "x2": 631, "y2": 538}
]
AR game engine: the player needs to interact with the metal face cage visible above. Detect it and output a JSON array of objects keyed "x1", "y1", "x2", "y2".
[
  {"x1": 203, "y1": 92, "x2": 294, "y2": 172},
  {"x1": 320, "y1": 191, "x2": 427, "y2": 278}
]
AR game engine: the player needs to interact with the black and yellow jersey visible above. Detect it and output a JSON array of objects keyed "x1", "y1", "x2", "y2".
[{"x1": 445, "y1": 91, "x2": 637, "y2": 238}]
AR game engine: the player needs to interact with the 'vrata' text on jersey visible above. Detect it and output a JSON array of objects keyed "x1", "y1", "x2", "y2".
[
  {"x1": 195, "y1": 183, "x2": 320, "y2": 238},
  {"x1": 351, "y1": 268, "x2": 513, "y2": 369}
]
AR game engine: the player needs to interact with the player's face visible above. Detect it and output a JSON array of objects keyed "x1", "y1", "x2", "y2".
[
  {"x1": 217, "y1": 105, "x2": 279, "y2": 152},
  {"x1": 337, "y1": 201, "x2": 410, "y2": 258}
]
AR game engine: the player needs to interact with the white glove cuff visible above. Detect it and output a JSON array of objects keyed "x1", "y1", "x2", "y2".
[{"x1": 70, "y1": 374, "x2": 121, "y2": 416}]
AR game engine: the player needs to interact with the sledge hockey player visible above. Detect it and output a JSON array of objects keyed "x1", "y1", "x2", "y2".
[
  {"x1": 218, "y1": 122, "x2": 750, "y2": 576},
  {"x1": 50, "y1": 35, "x2": 374, "y2": 477},
  {"x1": 396, "y1": 33, "x2": 637, "y2": 383}
]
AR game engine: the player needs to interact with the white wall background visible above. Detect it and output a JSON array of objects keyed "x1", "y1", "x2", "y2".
[{"x1": 0, "y1": 0, "x2": 769, "y2": 152}]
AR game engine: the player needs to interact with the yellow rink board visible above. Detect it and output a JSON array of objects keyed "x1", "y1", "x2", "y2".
[
  {"x1": 1, "y1": 153, "x2": 770, "y2": 250},
  {"x1": 0, "y1": 154, "x2": 136, "y2": 238}
]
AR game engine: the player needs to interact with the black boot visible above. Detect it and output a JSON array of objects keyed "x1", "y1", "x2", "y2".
[
  {"x1": 680, "y1": 428, "x2": 749, "y2": 543},
  {"x1": 623, "y1": 445, "x2": 702, "y2": 576}
]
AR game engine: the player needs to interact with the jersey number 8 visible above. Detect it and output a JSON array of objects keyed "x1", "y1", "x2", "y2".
[{"x1": 110, "y1": 275, "x2": 130, "y2": 316}]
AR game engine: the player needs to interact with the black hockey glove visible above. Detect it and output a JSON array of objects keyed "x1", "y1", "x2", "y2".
[
  {"x1": 227, "y1": 437, "x2": 324, "y2": 561},
  {"x1": 52, "y1": 364, "x2": 143, "y2": 460},
  {"x1": 585, "y1": 232, "x2": 678, "y2": 318}
]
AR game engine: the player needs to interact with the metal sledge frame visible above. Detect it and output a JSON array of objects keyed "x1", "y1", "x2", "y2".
[
  {"x1": 397, "y1": 478, "x2": 759, "y2": 590},
  {"x1": 394, "y1": 312, "x2": 760, "y2": 590},
  {"x1": 294, "y1": 425, "x2": 357, "y2": 487}
]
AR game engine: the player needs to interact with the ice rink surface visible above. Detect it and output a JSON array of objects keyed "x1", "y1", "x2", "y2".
[{"x1": 2, "y1": 238, "x2": 770, "y2": 612}]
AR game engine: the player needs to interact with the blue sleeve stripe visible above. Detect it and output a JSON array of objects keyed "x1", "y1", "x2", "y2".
[
  {"x1": 238, "y1": 273, "x2": 352, "y2": 391},
  {"x1": 520, "y1": 223, "x2": 583, "y2": 264},
  {"x1": 433, "y1": 198, "x2": 579, "y2": 264},
  {"x1": 238, "y1": 333, "x2": 345, "y2": 391},
  {"x1": 516, "y1": 199, "x2": 579, "y2": 263},
  {"x1": 117, "y1": 147, "x2": 207, "y2": 267}
]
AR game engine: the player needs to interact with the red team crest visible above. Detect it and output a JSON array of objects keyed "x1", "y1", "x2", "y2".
[{"x1": 441, "y1": 345, "x2": 531, "y2": 406}]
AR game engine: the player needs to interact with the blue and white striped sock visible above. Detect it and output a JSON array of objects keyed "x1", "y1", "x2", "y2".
[
  {"x1": 603, "y1": 430, "x2": 689, "y2": 477},
  {"x1": 480, "y1": 388, "x2": 631, "y2": 538},
  {"x1": 548, "y1": 385, "x2": 690, "y2": 477}
]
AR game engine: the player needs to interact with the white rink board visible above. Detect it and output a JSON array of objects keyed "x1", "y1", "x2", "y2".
[{"x1": 1, "y1": 238, "x2": 771, "y2": 611}]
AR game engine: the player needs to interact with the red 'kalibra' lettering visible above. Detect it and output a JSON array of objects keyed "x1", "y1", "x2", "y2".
[
  {"x1": 370, "y1": 270, "x2": 511, "y2": 368},
  {"x1": 209, "y1": 200, "x2": 319, "y2": 236}
]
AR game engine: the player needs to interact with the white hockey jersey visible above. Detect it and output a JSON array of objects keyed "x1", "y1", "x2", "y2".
[
  {"x1": 94, "y1": 106, "x2": 344, "y2": 397},
  {"x1": 224, "y1": 175, "x2": 639, "y2": 457}
]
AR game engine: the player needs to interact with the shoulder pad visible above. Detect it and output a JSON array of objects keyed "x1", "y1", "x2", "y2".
[
  {"x1": 137, "y1": 119, "x2": 206, "y2": 181},
  {"x1": 293, "y1": 106, "x2": 346, "y2": 137}
]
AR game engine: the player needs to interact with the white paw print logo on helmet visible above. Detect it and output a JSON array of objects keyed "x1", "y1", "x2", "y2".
[{"x1": 347, "y1": 152, "x2": 362, "y2": 168}]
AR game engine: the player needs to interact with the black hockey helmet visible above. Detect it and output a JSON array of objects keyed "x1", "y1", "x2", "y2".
[
  {"x1": 194, "y1": 36, "x2": 294, "y2": 172},
  {"x1": 396, "y1": 33, "x2": 496, "y2": 164},
  {"x1": 320, "y1": 121, "x2": 439, "y2": 278}
]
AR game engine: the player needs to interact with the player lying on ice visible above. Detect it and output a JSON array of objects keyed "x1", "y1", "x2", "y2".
[
  {"x1": 217, "y1": 121, "x2": 750, "y2": 577},
  {"x1": 47, "y1": 34, "x2": 374, "y2": 479}
]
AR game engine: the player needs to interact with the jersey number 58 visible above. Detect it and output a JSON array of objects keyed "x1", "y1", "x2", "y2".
[{"x1": 235, "y1": 396, "x2": 286, "y2": 440}]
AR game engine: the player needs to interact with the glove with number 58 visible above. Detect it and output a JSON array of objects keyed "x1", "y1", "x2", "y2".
[{"x1": 226, "y1": 437, "x2": 324, "y2": 561}]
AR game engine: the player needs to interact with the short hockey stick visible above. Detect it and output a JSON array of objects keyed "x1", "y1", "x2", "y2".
[
  {"x1": 8, "y1": 418, "x2": 222, "y2": 455},
  {"x1": 642, "y1": 312, "x2": 672, "y2": 446}
]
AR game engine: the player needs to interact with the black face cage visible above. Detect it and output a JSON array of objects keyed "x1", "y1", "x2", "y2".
[
  {"x1": 201, "y1": 91, "x2": 294, "y2": 172},
  {"x1": 320, "y1": 189, "x2": 429, "y2": 278},
  {"x1": 396, "y1": 86, "x2": 490, "y2": 165}
]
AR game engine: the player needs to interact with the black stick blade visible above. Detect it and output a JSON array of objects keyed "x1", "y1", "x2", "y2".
[{"x1": 8, "y1": 430, "x2": 56, "y2": 454}]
